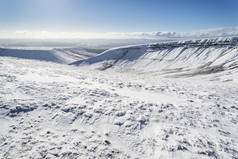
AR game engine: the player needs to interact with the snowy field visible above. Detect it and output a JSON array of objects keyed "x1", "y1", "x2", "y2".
[{"x1": 0, "y1": 37, "x2": 238, "y2": 158}]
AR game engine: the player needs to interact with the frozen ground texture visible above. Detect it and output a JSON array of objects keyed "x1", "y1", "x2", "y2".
[{"x1": 0, "y1": 37, "x2": 238, "y2": 158}]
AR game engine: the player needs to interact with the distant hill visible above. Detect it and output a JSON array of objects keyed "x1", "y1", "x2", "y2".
[{"x1": 0, "y1": 47, "x2": 100, "y2": 64}]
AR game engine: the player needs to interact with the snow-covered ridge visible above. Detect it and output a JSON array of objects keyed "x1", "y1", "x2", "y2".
[
  {"x1": 149, "y1": 37, "x2": 238, "y2": 48},
  {"x1": 72, "y1": 37, "x2": 238, "y2": 76}
]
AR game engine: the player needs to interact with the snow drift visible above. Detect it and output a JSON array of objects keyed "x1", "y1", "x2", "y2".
[{"x1": 72, "y1": 37, "x2": 238, "y2": 76}]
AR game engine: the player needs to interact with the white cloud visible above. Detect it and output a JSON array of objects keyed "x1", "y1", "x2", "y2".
[
  {"x1": 40, "y1": 31, "x2": 50, "y2": 35},
  {"x1": 15, "y1": 30, "x2": 32, "y2": 35}
]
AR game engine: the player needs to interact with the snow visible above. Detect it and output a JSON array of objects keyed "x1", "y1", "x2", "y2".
[{"x1": 0, "y1": 37, "x2": 238, "y2": 158}]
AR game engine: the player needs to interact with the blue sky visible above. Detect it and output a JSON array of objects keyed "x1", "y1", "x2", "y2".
[{"x1": 0, "y1": 0, "x2": 238, "y2": 38}]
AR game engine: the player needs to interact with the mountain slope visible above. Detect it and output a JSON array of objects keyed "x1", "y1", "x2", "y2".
[{"x1": 72, "y1": 37, "x2": 238, "y2": 76}]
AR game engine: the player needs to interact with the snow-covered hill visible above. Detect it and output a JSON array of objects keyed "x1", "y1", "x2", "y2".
[
  {"x1": 0, "y1": 37, "x2": 238, "y2": 158},
  {"x1": 0, "y1": 47, "x2": 98, "y2": 64},
  {"x1": 72, "y1": 37, "x2": 238, "y2": 76}
]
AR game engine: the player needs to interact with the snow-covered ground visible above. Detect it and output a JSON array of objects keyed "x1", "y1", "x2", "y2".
[{"x1": 0, "y1": 37, "x2": 238, "y2": 158}]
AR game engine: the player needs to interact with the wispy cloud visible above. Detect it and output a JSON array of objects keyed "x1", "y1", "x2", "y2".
[{"x1": 13, "y1": 30, "x2": 52, "y2": 38}]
